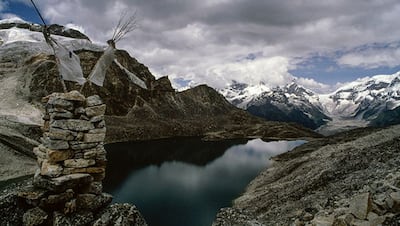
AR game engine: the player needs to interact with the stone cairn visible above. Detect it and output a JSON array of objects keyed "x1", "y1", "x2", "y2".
[{"x1": 19, "y1": 90, "x2": 113, "y2": 225}]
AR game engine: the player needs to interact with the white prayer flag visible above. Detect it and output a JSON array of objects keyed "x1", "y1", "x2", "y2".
[
  {"x1": 54, "y1": 44, "x2": 86, "y2": 85},
  {"x1": 114, "y1": 59, "x2": 147, "y2": 89},
  {"x1": 88, "y1": 46, "x2": 116, "y2": 87}
]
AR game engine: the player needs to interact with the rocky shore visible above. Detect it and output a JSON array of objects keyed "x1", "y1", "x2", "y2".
[{"x1": 213, "y1": 125, "x2": 400, "y2": 225}]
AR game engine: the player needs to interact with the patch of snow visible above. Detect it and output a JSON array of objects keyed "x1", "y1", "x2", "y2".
[{"x1": 0, "y1": 17, "x2": 29, "y2": 24}]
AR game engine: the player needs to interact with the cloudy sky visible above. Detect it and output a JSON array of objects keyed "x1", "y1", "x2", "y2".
[{"x1": 1, "y1": 0, "x2": 400, "y2": 93}]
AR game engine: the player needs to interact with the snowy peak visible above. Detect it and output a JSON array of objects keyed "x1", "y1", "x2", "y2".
[
  {"x1": 327, "y1": 71, "x2": 400, "y2": 118},
  {"x1": 220, "y1": 81, "x2": 329, "y2": 129},
  {"x1": 220, "y1": 71, "x2": 400, "y2": 131},
  {"x1": 0, "y1": 18, "x2": 89, "y2": 41},
  {"x1": 219, "y1": 80, "x2": 270, "y2": 109}
]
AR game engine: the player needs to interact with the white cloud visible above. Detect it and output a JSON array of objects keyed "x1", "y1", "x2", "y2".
[
  {"x1": 295, "y1": 77, "x2": 332, "y2": 93},
  {"x1": 202, "y1": 57, "x2": 293, "y2": 89},
  {"x1": 7, "y1": 0, "x2": 400, "y2": 91},
  {"x1": 337, "y1": 47, "x2": 400, "y2": 69}
]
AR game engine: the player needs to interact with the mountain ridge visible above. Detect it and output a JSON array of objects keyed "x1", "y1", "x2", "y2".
[
  {"x1": 220, "y1": 71, "x2": 400, "y2": 132},
  {"x1": 0, "y1": 19, "x2": 320, "y2": 158}
]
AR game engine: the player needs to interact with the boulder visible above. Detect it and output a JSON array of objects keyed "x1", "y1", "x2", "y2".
[
  {"x1": 349, "y1": 193, "x2": 372, "y2": 220},
  {"x1": 76, "y1": 193, "x2": 112, "y2": 210},
  {"x1": 389, "y1": 192, "x2": 400, "y2": 212},
  {"x1": 22, "y1": 207, "x2": 48, "y2": 226},
  {"x1": 93, "y1": 203, "x2": 147, "y2": 226},
  {"x1": 311, "y1": 215, "x2": 335, "y2": 226},
  {"x1": 366, "y1": 212, "x2": 386, "y2": 225},
  {"x1": 53, "y1": 211, "x2": 94, "y2": 226}
]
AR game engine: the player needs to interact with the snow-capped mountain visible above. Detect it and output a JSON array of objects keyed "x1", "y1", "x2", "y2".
[
  {"x1": 220, "y1": 81, "x2": 330, "y2": 129},
  {"x1": 220, "y1": 71, "x2": 400, "y2": 131},
  {"x1": 322, "y1": 72, "x2": 400, "y2": 127}
]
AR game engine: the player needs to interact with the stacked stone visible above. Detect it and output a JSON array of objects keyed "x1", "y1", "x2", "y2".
[{"x1": 20, "y1": 91, "x2": 112, "y2": 225}]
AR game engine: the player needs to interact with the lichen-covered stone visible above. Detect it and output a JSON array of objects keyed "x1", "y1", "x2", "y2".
[
  {"x1": 50, "y1": 111, "x2": 74, "y2": 119},
  {"x1": 87, "y1": 182, "x2": 103, "y2": 195},
  {"x1": 93, "y1": 203, "x2": 148, "y2": 226},
  {"x1": 22, "y1": 207, "x2": 48, "y2": 226},
  {"x1": 48, "y1": 128, "x2": 77, "y2": 141},
  {"x1": 85, "y1": 104, "x2": 106, "y2": 117},
  {"x1": 33, "y1": 147, "x2": 46, "y2": 159},
  {"x1": 63, "y1": 167, "x2": 105, "y2": 175},
  {"x1": 64, "y1": 199, "x2": 77, "y2": 215},
  {"x1": 18, "y1": 190, "x2": 47, "y2": 207},
  {"x1": 51, "y1": 119, "x2": 95, "y2": 132},
  {"x1": 48, "y1": 97, "x2": 74, "y2": 111},
  {"x1": 389, "y1": 192, "x2": 400, "y2": 212},
  {"x1": 349, "y1": 193, "x2": 372, "y2": 220},
  {"x1": 86, "y1": 95, "x2": 103, "y2": 107},
  {"x1": 90, "y1": 115, "x2": 104, "y2": 123},
  {"x1": 33, "y1": 173, "x2": 93, "y2": 193},
  {"x1": 70, "y1": 141, "x2": 99, "y2": 150},
  {"x1": 41, "y1": 137, "x2": 69, "y2": 150},
  {"x1": 43, "y1": 90, "x2": 85, "y2": 103},
  {"x1": 39, "y1": 189, "x2": 74, "y2": 210},
  {"x1": 47, "y1": 149, "x2": 74, "y2": 163},
  {"x1": 41, "y1": 160, "x2": 63, "y2": 177},
  {"x1": 64, "y1": 159, "x2": 96, "y2": 168},
  {"x1": 83, "y1": 133, "x2": 106, "y2": 143},
  {"x1": 88, "y1": 127, "x2": 106, "y2": 134},
  {"x1": 53, "y1": 211, "x2": 94, "y2": 226},
  {"x1": 77, "y1": 193, "x2": 112, "y2": 210}
]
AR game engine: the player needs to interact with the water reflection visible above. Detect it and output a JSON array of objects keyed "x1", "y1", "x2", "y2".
[{"x1": 104, "y1": 138, "x2": 306, "y2": 226}]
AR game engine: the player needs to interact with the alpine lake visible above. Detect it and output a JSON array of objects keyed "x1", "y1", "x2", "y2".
[{"x1": 103, "y1": 138, "x2": 306, "y2": 226}]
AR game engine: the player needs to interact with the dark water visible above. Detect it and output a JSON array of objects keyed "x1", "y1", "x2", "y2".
[{"x1": 104, "y1": 138, "x2": 305, "y2": 226}]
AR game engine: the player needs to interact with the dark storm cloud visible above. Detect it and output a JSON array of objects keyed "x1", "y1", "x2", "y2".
[{"x1": 3, "y1": 0, "x2": 400, "y2": 91}]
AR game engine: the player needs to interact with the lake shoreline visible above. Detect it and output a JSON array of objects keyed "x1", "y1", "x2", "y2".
[{"x1": 213, "y1": 125, "x2": 400, "y2": 225}]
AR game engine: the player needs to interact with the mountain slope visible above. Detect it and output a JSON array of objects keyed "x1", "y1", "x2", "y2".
[{"x1": 323, "y1": 72, "x2": 400, "y2": 121}]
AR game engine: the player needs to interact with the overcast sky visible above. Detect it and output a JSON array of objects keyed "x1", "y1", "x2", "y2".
[{"x1": 1, "y1": 0, "x2": 400, "y2": 93}]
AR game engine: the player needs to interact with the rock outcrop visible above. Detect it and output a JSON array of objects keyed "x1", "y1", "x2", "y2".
[{"x1": 0, "y1": 91, "x2": 146, "y2": 226}]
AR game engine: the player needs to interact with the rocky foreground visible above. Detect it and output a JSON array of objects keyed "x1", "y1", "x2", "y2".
[
  {"x1": 214, "y1": 125, "x2": 400, "y2": 225},
  {"x1": 0, "y1": 91, "x2": 147, "y2": 225}
]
